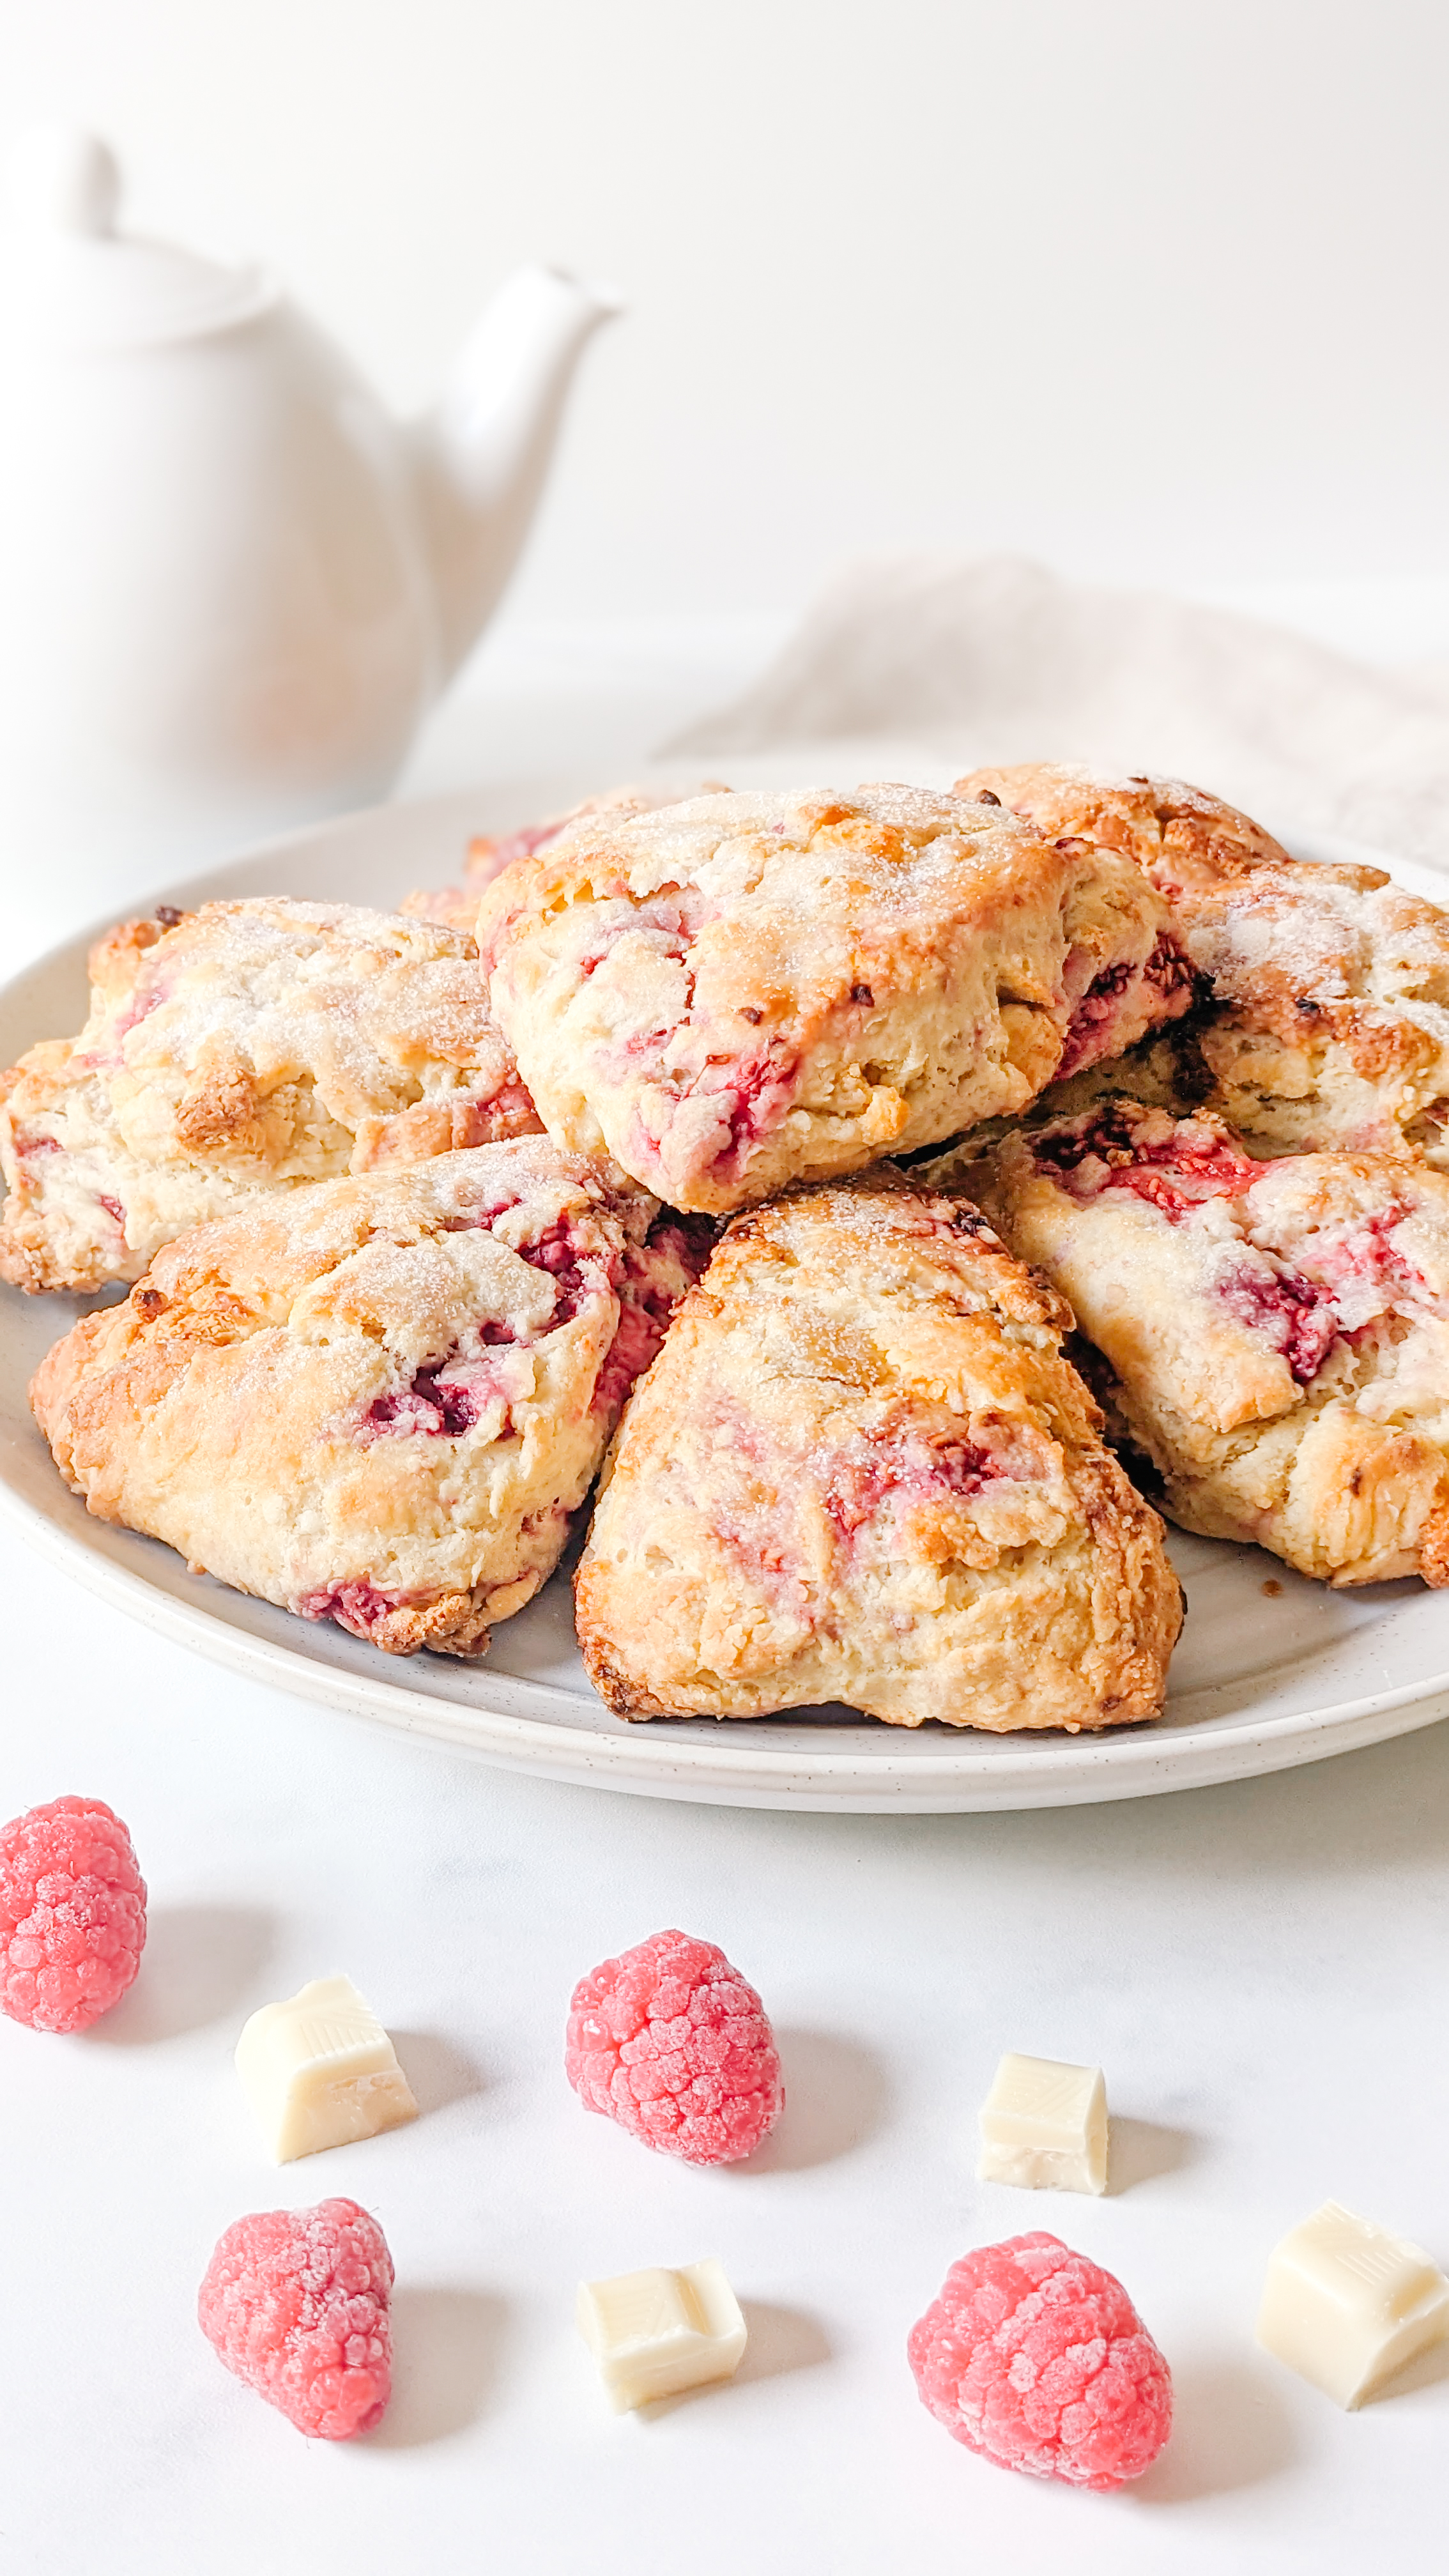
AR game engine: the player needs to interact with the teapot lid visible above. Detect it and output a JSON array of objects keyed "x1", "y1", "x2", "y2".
[{"x1": 2, "y1": 128, "x2": 273, "y2": 350}]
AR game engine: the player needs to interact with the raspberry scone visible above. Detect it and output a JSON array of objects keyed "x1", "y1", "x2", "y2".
[
  {"x1": 574, "y1": 1175, "x2": 1183, "y2": 1729},
  {"x1": 958, "y1": 762, "x2": 1449, "y2": 1165},
  {"x1": 400, "y1": 785, "x2": 723, "y2": 934},
  {"x1": 966, "y1": 1100, "x2": 1449, "y2": 1587},
  {"x1": 475, "y1": 786, "x2": 1194, "y2": 1215},
  {"x1": 0, "y1": 898, "x2": 542, "y2": 1292},
  {"x1": 30, "y1": 1140, "x2": 707, "y2": 1657}
]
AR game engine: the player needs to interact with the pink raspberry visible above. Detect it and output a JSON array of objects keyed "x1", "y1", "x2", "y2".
[
  {"x1": 198, "y1": 2198, "x2": 394, "y2": 2439},
  {"x1": 0, "y1": 1795, "x2": 147, "y2": 2033},
  {"x1": 907, "y1": 2233, "x2": 1172, "y2": 2491},
  {"x1": 565, "y1": 1928, "x2": 784, "y2": 2165}
]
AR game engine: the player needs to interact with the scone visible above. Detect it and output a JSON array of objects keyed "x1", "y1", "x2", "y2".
[
  {"x1": 574, "y1": 1174, "x2": 1183, "y2": 1729},
  {"x1": 0, "y1": 898, "x2": 542, "y2": 1292},
  {"x1": 31, "y1": 1140, "x2": 709, "y2": 1656},
  {"x1": 963, "y1": 1099, "x2": 1449, "y2": 1587},
  {"x1": 958, "y1": 762, "x2": 1449, "y2": 1165},
  {"x1": 475, "y1": 785, "x2": 1194, "y2": 1215},
  {"x1": 399, "y1": 788, "x2": 668, "y2": 935}
]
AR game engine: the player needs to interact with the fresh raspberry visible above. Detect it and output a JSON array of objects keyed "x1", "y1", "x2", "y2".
[
  {"x1": 198, "y1": 2199, "x2": 393, "y2": 2439},
  {"x1": 907, "y1": 2234, "x2": 1172, "y2": 2491},
  {"x1": 0, "y1": 1795, "x2": 147, "y2": 2033},
  {"x1": 565, "y1": 1928, "x2": 783, "y2": 2165}
]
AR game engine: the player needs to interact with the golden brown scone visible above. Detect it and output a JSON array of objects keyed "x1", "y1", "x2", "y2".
[
  {"x1": 398, "y1": 788, "x2": 677, "y2": 934},
  {"x1": 475, "y1": 785, "x2": 1193, "y2": 1215},
  {"x1": 956, "y1": 762, "x2": 1449, "y2": 1165},
  {"x1": 0, "y1": 897, "x2": 542, "y2": 1292},
  {"x1": 574, "y1": 1174, "x2": 1183, "y2": 1729},
  {"x1": 960, "y1": 1098, "x2": 1449, "y2": 1587},
  {"x1": 31, "y1": 1140, "x2": 709, "y2": 1657}
]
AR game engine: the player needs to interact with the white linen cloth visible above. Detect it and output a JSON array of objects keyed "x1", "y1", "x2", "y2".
[{"x1": 670, "y1": 555, "x2": 1449, "y2": 869}]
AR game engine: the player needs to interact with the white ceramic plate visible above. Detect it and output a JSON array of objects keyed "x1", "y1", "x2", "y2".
[{"x1": 3, "y1": 788, "x2": 1448, "y2": 1811}]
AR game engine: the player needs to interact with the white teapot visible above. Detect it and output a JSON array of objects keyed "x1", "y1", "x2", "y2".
[{"x1": 0, "y1": 127, "x2": 620, "y2": 891}]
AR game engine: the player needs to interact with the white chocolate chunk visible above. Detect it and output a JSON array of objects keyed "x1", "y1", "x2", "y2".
[
  {"x1": 976, "y1": 2051, "x2": 1108, "y2": 2194},
  {"x1": 234, "y1": 1974, "x2": 418, "y2": 2164},
  {"x1": 1256, "y1": 2200, "x2": 1449, "y2": 2409},
  {"x1": 577, "y1": 2260, "x2": 747, "y2": 2411}
]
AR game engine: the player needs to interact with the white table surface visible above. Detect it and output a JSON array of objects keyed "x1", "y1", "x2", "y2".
[{"x1": 6, "y1": 606, "x2": 1449, "y2": 2575}]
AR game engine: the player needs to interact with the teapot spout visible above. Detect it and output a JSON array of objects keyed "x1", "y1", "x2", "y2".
[{"x1": 412, "y1": 264, "x2": 622, "y2": 684}]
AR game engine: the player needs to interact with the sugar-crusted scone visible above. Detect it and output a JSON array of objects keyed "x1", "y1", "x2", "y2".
[
  {"x1": 475, "y1": 785, "x2": 1193, "y2": 1215},
  {"x1": 574, "y1": 1175, "x2": 1183, "y2": 1729},
  {"x1": 31, "y1": 1140, "x2": 709, "y2": 1657},
  {"x1": 955, "y1": 762, "x2": 1291, "y2": 890},
  {"x1": 957, "y1": 762, "x2": 1449, "y2": 1165},
  {"x1": 965, "y1": 1099, "x2": 1449, "y2": 1587},
  {"x1": 399, "y1": 787, "x2": 681, "y2": 935},
  {"x1": 0, "y1": 898, "x2": 542, "y2": 1292}
]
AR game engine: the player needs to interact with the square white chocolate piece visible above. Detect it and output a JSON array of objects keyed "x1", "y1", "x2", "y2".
[
  {"x1": 234, "y1": 1974, "x2": 418, "y2": 2164},
  {"x1": 976, "y1": 2051, "x2": 1108, "y2": 2194},
  {"x1": 1256, "y1": 2200, "x2": 1449, "y2": 2409},
  {"x1": 577, "y1": 2260, "x2": 747, "y2": 2411}
]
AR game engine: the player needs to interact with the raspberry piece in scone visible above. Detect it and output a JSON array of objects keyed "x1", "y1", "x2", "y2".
[
  {"x1": 574, "y1": 1170, "x2": 1182, "y2": 1729},
  {"x1": 967, "y1": 1098, "x2": 1449, "y2": 1585},
  {"x1": 908, "y1": 2233, "x2": 1172, "y2": 2490},
  {"x1": 566, "y1": 1928, "x2": 783, "y2": 2165},
  {"x1": 198, "y1": 2198, "x2": 393, "y2": 2438},
  {"x1": 0, "y1": 1795, "x2": 146, "y2": 2033},
  {"x1": 476, "y1": 785, "x2": 1192, "y2": 1215}
]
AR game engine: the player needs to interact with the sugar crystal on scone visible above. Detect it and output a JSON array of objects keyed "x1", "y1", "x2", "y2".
[
  {"x1": 0, "y1": 895, "x2": 541, "y2": 1292},
  {"x1": 30, "y1": 1138, "x2": 707, "y2": 1657},
  {"x1": 475, "y1": 785, "x2": 1193, "y2": 1214},
  {"x1": 965, "y1": 1098, "x2": 1449, "y2": 1586},
  {"x1": 575, "y1": 1171, "x2": 1183, "y2": 1730}
]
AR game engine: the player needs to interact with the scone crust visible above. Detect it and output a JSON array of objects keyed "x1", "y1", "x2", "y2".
[
  {"x1": 476, "y1": 786, "x2": 1191, "y2": 1214},
  {"x1": 954, "y1": 762, "x2": 1291, "y2": 893},
  {"x1": 0, "y1": 898, "x2": 541, "y2": 1292},
  {"x1": 969, "y1": 1100, "x2": 1449, "y2": 1586},
  {"x1": 30, "y1": 1140, "x2": 703, "y2": 1657},
  {"x1": 956, "y1": 762, "x2": 1449, "y2": 1165},
  {"x1": 575, "y1": 1173, "x2": 1182, "y2": 1729}
]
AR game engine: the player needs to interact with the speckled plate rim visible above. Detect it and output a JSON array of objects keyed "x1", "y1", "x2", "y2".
[{"x1": 3, "y1": 785, "x2": 1448, "y2": 1812}]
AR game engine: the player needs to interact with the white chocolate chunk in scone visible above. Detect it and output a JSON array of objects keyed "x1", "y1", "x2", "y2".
[
  {"x1": 575, "y1": 1171, "x2": 1183, "y2": 1732},
  {"x1": 475, "y1": 784, "x2": 1192, "y2": 1215},
  {"x1": 235, "y1": 1975, "x2": 419, "y2": 2163},
  {"x1": 1256, "y1": 2202, "x2": 1449, "y2": 2409},
  {"x1": 977, "y1": 2053, "x2": 1108, "y2": 2195},
  {"x1": 577, "y1": 2261, "x2": 747, "y2": 2410}
]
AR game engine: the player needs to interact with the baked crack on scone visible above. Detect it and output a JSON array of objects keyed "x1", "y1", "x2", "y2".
[
  {"x1": 957, "y1": 762, "x2": 1449, "y2": 1166},
  {"x1": 475, "y1": 785, "x2": 1195, "y2": 1215},
  {"x1": 0, "y1": 898, "x2": 542, "y2": 1292},
  {"x1": 574, "y1": 1174, "x2": 1183, "y2": 1729},
  {"x1": 963, "y1": 1099, "x2": 1449, "y2": 1588},
  {"x1": 30, "y1": 1140, "x2": 710, "y2": 1657}
]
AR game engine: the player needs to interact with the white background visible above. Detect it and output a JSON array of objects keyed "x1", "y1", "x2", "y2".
[{"x1": 4, "y1": 0, "x2": 1449, "y2": 629}]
